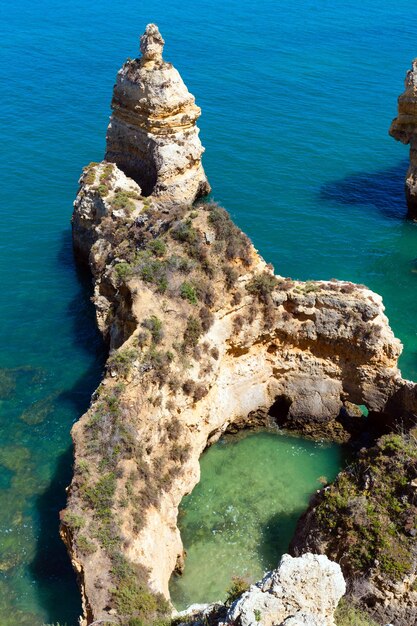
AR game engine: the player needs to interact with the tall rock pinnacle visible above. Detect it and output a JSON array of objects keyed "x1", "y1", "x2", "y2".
[
  {"x1": 389, "y1": 59, "x2": 417, "y2": 218},
  {"x1": 139, "y1": 23, "x2": 164, "y2": 61},
  {"x1": 105, "y1": 24, "x2": 211, "y2": 202}
]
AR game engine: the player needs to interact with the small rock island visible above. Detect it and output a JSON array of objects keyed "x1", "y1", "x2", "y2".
[
  {"x1": 63, "y1": 25, "x2": 417, "y2": 626},
  {"x1": 390, "y1": 58, "x2": 417, "y2": 218}
]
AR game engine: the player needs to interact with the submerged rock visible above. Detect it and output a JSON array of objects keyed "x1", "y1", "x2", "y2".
[
  {"x1": 389, "y1": 59, "x2": 417, "y2": 218},
  {"x1": 0, "y1": 365, "x2": 44, "y2": 400},
  {"x1": 18, "y1": 390, "x2": 59, "y2": 425},
  {"x1": 105, "y1": 23, "x2": 211, "y2": 202},
  {"x1": 0, "y1": 369, "x2": 16, "y2": 399}
]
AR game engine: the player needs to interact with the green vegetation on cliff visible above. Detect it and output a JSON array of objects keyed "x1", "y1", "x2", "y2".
[
  {"x1": 335, "y1": 599, "x2": 380, "y2": 626},
  {"x1": 314, "y1": 430, "x2": 417, "y2": 580},
  {"x1": 66, "y1": 194, "x2": 273, "y2": 624},
  {"x1": 289, "y1": 426, "x2": 417, "y2": 626}
]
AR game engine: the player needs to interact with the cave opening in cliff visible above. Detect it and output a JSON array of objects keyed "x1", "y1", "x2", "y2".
[
  {"x1": 169, "y1": 427, "x2": 345, "y2": 610},
  {"x1": 267, "y1": 394, "x2": 293, "y2": 423},
  {"x1": 109, "y1": 157, "x2": 158, "y2": 197}
]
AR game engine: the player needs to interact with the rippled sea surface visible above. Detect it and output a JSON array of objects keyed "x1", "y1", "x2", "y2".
[
  {"x1": 1, "y1": 0, "x2": 417, "y2": 622},
  {"x1": 170, "y1": 431, "x2": 344, "y2": 609}
]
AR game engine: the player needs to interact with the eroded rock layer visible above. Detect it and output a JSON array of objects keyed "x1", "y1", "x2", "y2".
[
  {"x1": 390, "y1": 58, "x2": 417, "y2": 218},
  {"x1": 105, "y1": 24, "x2": 210, "y2": 202}
]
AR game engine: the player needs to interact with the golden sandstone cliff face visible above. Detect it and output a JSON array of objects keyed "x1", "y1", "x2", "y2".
[
  {"x1": 64, "y1": 27, "x2": 417, "y2": 626},
  {"x1": 105, "y1": 24, "x2": 211, "y2": 201},
  {"x1": 390, "y1": 59, "x2": 417, "y2": 218}
]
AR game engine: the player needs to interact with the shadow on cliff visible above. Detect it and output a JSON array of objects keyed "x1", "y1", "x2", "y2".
[
  {"x1": 56, "y1": 228, "x2": 106, "y2": 413},
  {"x1": 57, "y1": 228, "x2": 106, "y2": 363},
  {"x1": 29, "y1": 229, "x2": 106, "y2": 625},
  {"x1": 320, "y1": 160, "x2": 408, "y2": 220}
]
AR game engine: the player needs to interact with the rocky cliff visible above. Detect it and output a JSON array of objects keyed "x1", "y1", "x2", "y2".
[
  {"x1": 63, "y1": 26, "x2": 417, "y2": 626},
  {"x1": 290, "y1": 430, "x2": 417, "y2": 626},
  {"x1": 389, "y1": 58, "x2": 417, "y2": 218},
  {"x1": 105, "y1": 24, "x2": 211, "y2": 202}
]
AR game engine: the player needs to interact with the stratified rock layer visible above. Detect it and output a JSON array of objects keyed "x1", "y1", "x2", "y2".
[
  {"x1": 390, "y1": 59, "x2": 417, "y2": 218},
  {"x1": 105, "y1": 24, "x2": 210, "y2": 202},
  {"x1": 177, "y1": 554, "x2": 346, "y2": 626}
]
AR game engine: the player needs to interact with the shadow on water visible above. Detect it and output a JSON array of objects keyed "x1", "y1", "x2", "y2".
[
  {"x1": 30, "y1": 230, "x2": 106, "y2": 625},
  {"x1": 258, "y1": 509, "x2": 304, "y2": 570},
  {"x1": 320, "y1": 160, "x2": 408, "y2": 220},
  {"x1": 57, "y1": 229, "x2": 105, "y2": 358},
  {"x1": 30, "y1": 448, "x2": 81, "y2": 626}
]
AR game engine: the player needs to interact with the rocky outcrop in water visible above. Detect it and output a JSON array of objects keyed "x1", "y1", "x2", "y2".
[
  {"x1": 64, "y1": 26, "x2": 417, "y2": 626},
  {"x1": 177, "y1": 554, "x2": 346, "y2": 626},
  {"x1": 389, "y1": 59, "x2": 417, "y2": 218},
  {"x1": 105, "y1": 23, "x2": 211, "y2": 202}
]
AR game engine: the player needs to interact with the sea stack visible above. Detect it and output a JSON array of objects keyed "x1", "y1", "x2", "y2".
[
  {"x1": 105, "y1": 23, "x2": 211, "y2": 202},
  {"x1": 389, "y1": 59, "x2": 417, "y2": 218}
]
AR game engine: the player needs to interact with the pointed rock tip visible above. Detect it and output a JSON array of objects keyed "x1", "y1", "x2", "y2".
[{"x1": 140, "y1": 23, "x2": 165, "y2": 61}]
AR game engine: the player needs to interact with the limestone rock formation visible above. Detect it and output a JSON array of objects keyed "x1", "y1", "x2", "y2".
[
  {"x1": 64, "y1": 27, "x2": 417, "y2": 626},
  {"x1": 66, "y1": 157, "x2": 417, "y2": 625},
  {"x1": 177, "y1": 554, "x2": 346, "y2": 626},
  {"x1": 225, "y1": 553, "x2": 345, "y2": 626},
  {"x1": 389, "y1": 59, "x2": 417, "y2": 218},
  {"x1": 105, "y1": 23, "x2": 211, "y2": 202}
]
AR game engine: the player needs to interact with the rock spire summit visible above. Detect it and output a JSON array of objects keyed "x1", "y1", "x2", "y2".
[{"x1": 140, "y1": 23, "x2": 165, "y2": 62}]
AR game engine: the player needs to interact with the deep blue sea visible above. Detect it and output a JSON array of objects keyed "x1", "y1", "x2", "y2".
[{"x1": 1, "y1": 0, "x2": 417, "y2": 623}]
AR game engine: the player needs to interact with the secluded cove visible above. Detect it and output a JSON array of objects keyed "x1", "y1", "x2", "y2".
[{"x1": 170, "y1": 430, "x2": 345, "y2": 610}]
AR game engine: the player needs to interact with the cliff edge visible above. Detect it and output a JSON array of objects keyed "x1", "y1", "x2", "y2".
[{"x1": 177, "y1": 553, "x2": 346, "y2": 626}]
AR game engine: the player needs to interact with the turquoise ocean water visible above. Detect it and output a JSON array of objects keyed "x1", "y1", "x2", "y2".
[
  {"x1": 1, "y1": 0, "x2": 417, "y2": 623},
  {"x1": 170, "y1": 432, "x2": 344, "y2": 609}
]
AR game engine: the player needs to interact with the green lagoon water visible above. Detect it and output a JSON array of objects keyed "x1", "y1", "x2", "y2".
[
  {"x1": 2, "y1": 0, "x2": 417, "y2": 622},
  {"x1": 170, "y1": 432, "x2": 344, "y2": 609}
]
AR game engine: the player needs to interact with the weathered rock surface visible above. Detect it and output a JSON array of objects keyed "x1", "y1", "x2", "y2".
[
  {"x1": 64, "y1": 27, "x2": 417, "y2": 626},
  {"x1": 389, "y1": 58, "x2": 417, "y2": 218},
  {"x1": 225, "y1": 553, "x2": 345, "y2": 626},
  {"x1": 105, "y1": 23, "x2": 210, "y2": 202},
  {"x1": 177, "y1": 554, "x2": 345, "y2": 626}
]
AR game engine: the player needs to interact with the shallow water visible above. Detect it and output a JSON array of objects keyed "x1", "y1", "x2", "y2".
[
  {"x1": 170, "y1": 431, "x2": 344, "y2": 609},
  {"x1": 1, "y1": 0, "x2": 417, "y2": 622}
]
